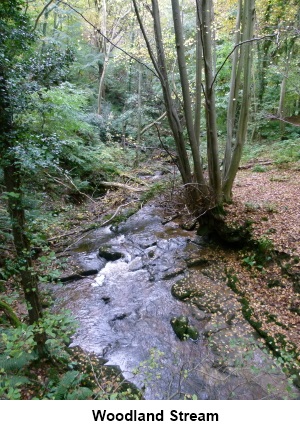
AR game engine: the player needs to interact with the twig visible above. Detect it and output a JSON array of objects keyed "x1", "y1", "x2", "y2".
[
  {"x1": 48, "y1": 231, "x2": 78, "y2": 242},
  {"x1": 100, "y1": 202, "x2": 132, "y2": 227},
  {"x1": 45, "y1": 170, "x2": 96, "y2": 203},
  {"x1": 161, "y1": 213, "x2": 179, "y2": 225},
  {"x1": 155, "y1": 123, "x2": 178, "y2": 165},
  {"x1": 86, "y1": 354, "x2": 105, "y2": 393}
]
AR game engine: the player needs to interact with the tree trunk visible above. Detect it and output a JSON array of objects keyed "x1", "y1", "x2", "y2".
[
  {"x1": 194, "y1": 6, "x2": 202, "y2": 150},
  {"x1": 199, "y1": 0, "x2": 221, "y2": 203},
  {"x1": 222, "y1": 0, "x2": 256, "y2": 202},
  {"x1": 97, "y1": 0, "x2": 107, "y2": 114},
  {"x1": 171, "y1": 0, "x2": 206, "y2": 190},
  {"x1": 134, "y1": 0, "x2": 194, "y2": 186},
  {"x1": 222, "y1": 0, "x2": 242, "y2": 181},
  {"x1": 0, "y1": 66, "x2": 47, "y2": 357}
]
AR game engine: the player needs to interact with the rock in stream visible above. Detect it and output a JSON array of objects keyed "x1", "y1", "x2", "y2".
[{"x1": 47, "y1": 203, "x2": 299, "y2": 400}]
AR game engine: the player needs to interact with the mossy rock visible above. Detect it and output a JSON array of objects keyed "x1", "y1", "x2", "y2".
[
  {"x1": 186, "y1": 326, "x2": 199, "y2": 340},
  {"x1": 170, "y1": 316, "x2": 199, "y2": 341}
]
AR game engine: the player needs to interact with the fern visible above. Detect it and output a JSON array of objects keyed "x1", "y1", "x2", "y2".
[
  {"x1": 0, "y1": 375, "x2": 31, "y2": 387},
  {"x1": 66, "y1": 387, "x2": 93, "y2": 400},
  {"x1": 52, "y1": 370, "x2": 82, "y2": 400},
  {"x1": 0, "y1": 352, "x2": 37, "y2": 372}
]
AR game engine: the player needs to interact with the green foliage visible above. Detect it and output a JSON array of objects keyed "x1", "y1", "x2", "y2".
[
  {"x1": 2, "y1": 324, "x2": 36, "y2": 357},
  {"x1": 46, "y1": 370, "x2": 92, "y2": 400},
  {"x1": 242, "y1": 237, "x2": 273, "y2": 270},
  {"x1": 224, "y1": 268, "x2": 239, "y2": 293},
  {"x1": 0, "y1": 334, "x2": 37, "y2": 399},
  {"x1": 37, "y1": 311, "x2": 77, "y2": 360},
  {"x1": 0, "y1": 351, "x2": 37, "y2": 372},
  {"x1": 0, "y1": 0, "x2": 34, "y2": 61},
  {"x1": 243, "y1": 138, "x2": 300, "y2": 164},
  {"x1": 242, "y1": 253, "x2": 262, "y2": 270},
  {"x1": 273, "y1": 138, "x2": 300, "y2": 164},
  {"x1": 0, "y1": 311, "x2": 78, "y2": 399}
]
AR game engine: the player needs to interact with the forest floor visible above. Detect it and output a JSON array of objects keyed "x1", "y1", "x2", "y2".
[
  {"x1": 1, "y1": 150, "x2": 300, "y2": 397},
  {"x1": 46, "y1": 157, "x2": 300, "y2": 382},
  {"x1": 198, "y1": 166, "x2": 300, "y2": 381}
]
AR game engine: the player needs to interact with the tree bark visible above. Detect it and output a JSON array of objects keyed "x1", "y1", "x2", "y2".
[
  {"x1": 222, "y1": 0, "x2": 256, "y2": 201},
  {"x1": 194, "y1": 5, "x2": 202, "y2": 150},
  {"x1": 133, "y1": 0, "x2": 194, "y2": 186},
  {"x1": 199, "y1": 0, "x2": 221, "y2": 203},
  {"x1": 171, "y1": 0, "x2": 206, "y2": 191}
]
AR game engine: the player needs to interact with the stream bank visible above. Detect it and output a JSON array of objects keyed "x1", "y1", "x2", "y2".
[{"x1": 48, "y1": 201, "x2": 299, "y2": 399}]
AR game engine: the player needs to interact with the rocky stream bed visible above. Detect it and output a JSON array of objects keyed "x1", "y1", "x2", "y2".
[{"x1": 48, "y1": 203, "x2": 299, "y2": 399}]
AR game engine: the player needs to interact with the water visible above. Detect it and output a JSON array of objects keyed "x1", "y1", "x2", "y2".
[{"x1": 50, "y1": 203, "x2": 298, "y2": 399}]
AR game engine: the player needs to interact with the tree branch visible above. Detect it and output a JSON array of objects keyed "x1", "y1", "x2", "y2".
[
  {"x1": 132, "y1": 0, "x2": 162, "y2": 80},
  {"x1": 211, "y1": 34, "x2": 276, "y2": 90},
  {"x1": 33, "y1": 0, "x2": 60, "y2": 31},
  {"x1": 58, "y1": 1, "x2": 158, "y2": 78},
  {"x1": 140, "y1": 112, "x2": 167, "y2": 136}
]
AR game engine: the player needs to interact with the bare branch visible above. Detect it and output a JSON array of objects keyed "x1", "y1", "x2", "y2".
[
  {"x1": 211, "y1": 34, "x2": 276, "y2": 90},
  {"x1": 58, "y1": 1, "x2": 158, "y2": 78},
  {"x1": 33, "y1": 0, "x2": 61, "y2": 31},
  {"x1": 132, "y1": 0, "x2": 162, "y2": 79},
  {"x1": 140, "y1": 112, "x2": 167, "y2": 136}
]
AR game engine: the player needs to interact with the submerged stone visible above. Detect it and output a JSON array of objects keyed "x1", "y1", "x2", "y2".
[{"x1": 98, "y1": 246, "x2": 124, "y2": 261}]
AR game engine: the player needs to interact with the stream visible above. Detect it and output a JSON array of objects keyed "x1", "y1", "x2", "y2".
[{"x1": 49, "y1": 202, "x2": 298, "y2": 399}]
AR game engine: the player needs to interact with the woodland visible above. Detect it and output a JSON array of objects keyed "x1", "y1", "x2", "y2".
[{"x1": 0, "y1": 0, "x2": 300, "y2": 400}]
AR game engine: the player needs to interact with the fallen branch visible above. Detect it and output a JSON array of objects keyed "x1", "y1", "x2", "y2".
[
  {"x1": 98, "y1": 181, "x2": 146, "y2": 193},
  {"x1": 162, "y1": 213, "x2": 179, "y2": 225},
  {"x1": 44, "y1": 171, "x2": 96, "y2": 203},
  {"x1": 266, "y1": 114, "x2": 300, "y2": 127},
  {"x1": 239, "y1": 160, "x2": 274, "y2": 170}
]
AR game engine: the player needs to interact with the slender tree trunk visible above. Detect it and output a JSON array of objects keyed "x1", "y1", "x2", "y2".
[
  {"x1": 222, "y1": 0, "x2": 255, "y2": 201},
  {"x1": 199, "y1": 0, "x2": 221, "y2": 203},
  {"x1": 223, "y1": 0, "x2": 242, "y2": 181},
  {"x1": 134, "y1": 62, "x2": 142, "y2": 166},
  {"x1": 194, "y1": 7, "x2": 202, "y2": 150},
  {"x1": 97, "y1": 0, "x2": 107, "y2": 114},
  {"x1": 98, "y1": 55, "x2": 108, "y2": 114},
  {"x1": 134, "y1": 0, "x2": 193, "y2": 186},
  {"x1": 171, "y1": 0, "x2": 206, "y2": 189}
]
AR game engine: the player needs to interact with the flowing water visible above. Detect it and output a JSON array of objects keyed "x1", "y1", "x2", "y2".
[{"x1": 49, "y1": 203, "x2": 298, "y2": 399}]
